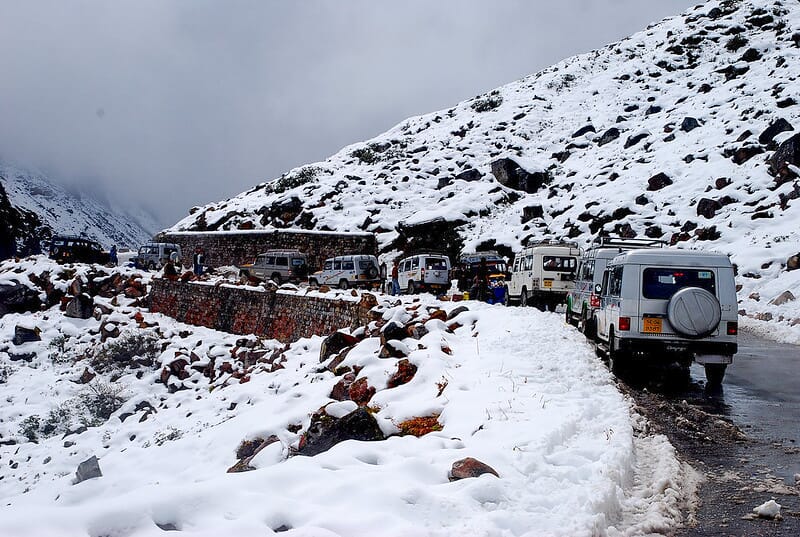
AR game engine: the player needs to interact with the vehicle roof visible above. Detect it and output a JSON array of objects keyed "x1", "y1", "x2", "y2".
[
  {"x1": 609, "y1": 248, "x2": 732, "y2": 267},
  {"x1": 324, "y1": 254, "x2": 376, "y2": 260},
  {"x1": 400, "y1": 253, "x2": 450, "y2": 259},
  {"x1": 257, "y1": 249, "x2": 306, "y2": 256},
  {"x1": 52, "y1": 235, "x2": 97, "y2": 242},
  {"x1": 142, "y1": 242, "x2": 180, "y2": 247},
  {"x1": 460, "y1": 252, "x2": 504, "y2": 262},
  {"x1": 518, "y1": 245, "x2": 580, "y2": 255}
]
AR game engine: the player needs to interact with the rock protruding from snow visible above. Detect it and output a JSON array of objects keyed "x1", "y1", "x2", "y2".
[
  {"x1": 298, "y1": 407, "x2": 385, "y2": 456},
  {"x1": 449, "y1": 457, "x2": 500, "y2": 481},
  {"x1": 73, "y1": 456, "x2": 102, "y2": 484}
]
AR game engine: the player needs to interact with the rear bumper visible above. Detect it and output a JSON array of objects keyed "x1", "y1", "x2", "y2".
[{"x1": 617, "y1": 337, "x2": 737, "y2": 356}]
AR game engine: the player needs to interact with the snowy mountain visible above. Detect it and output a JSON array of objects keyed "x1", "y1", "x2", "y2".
[
  {"x1": 0, "y1": 161, "x2": 155, "y2": 257},
  {"x1": 170, "y1": 0, "x2": 800, "y2": 289}
]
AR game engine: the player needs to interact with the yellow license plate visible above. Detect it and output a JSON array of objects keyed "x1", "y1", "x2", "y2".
[
  {"x1": 643, "y1": 317, "x2": 662, "y2": 334},
  {"x1": 543, "y1": 280, "x2": 553, "y2": 288}
]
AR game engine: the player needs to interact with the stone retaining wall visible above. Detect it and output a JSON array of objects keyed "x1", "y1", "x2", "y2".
[
  {"x1": 149, "y1": 279, "x2": 377, "y2": 343},
  {"x1": 155, "y1": 230, "x2": 377, "y2": 271}
]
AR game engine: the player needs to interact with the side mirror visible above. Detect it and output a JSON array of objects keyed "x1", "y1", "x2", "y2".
[{"x1": 595, "y1": 284, "x2": 602, "y2": 294}]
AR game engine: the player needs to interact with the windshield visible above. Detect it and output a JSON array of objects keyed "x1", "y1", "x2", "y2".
[{"x1": 425, "y1": 258, "x2": 447, "y2": 270}]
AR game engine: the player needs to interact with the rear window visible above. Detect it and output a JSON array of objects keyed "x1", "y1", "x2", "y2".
[
  {"x1": 642, "y1": 268, "x2": 716, "y2": 300},
  {"x1": 359, "y1": 261, "x2": 373, "y2": 270},
  {"x1": 275, "y1": 257, "x2": 289, "y2": 267},
  {"x1": 425, "y1": 258, "x2": 447, "y2": 270},
  {"x1": 542, "y1": 256, "x2": 577, "y2": 272},
  {"x1": 291, "y1": 258, "x2": 305, "y2": 266}
]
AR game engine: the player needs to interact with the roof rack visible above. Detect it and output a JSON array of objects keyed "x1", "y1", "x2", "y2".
[
  {"x1": 589, "y1": 236, "x2": 666, "y2": 249},
  {"x1": 525, "y1": 239, "x2": 580, "y2": 249}
]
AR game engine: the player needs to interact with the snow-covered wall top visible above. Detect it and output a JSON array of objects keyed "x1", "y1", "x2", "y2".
[
  {"x1": 170, "y1": 0, "x2": 800, "y2": 281},
  {"x1": 0, "y1": 162, "x2": 153, "y2": 249}
]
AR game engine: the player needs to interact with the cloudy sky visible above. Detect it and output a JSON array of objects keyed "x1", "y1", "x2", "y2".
[{"x1": 0, "y1": 0, "x2": 698, "y2": 229}]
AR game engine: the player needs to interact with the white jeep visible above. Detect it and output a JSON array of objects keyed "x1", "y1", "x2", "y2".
[{"x1": 594, "y1": 249, "x2": 738, "y2": 386}]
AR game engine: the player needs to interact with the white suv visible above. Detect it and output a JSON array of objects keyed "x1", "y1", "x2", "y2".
[
  {"x1": 594, "y1": 249, "x2": 738, "y2": 386},
  {"x1": 309, "y1": 254, "x2": 381, "y2": 289},
  {"x1": 508, "y1": 241, "x2": 580, "y2": 310}
]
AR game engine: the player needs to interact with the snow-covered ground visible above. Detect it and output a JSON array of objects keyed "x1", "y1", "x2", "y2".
[{"x1": 0, "y1": 258, "x2": 696, "y2": 536}]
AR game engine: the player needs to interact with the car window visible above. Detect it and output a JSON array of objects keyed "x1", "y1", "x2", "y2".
[
  {"x1": 264, "y1": 256, "x2": 275, "y2": 265},
  {"x1": 411, "y1": 258, "x2": 419, "y2": 269},
  {"x1": 275, "y1": 257, "x2": 288, "y2": 267},
  {"x1": 324, "y1": 260, "x2": 333, "y2": 270},
  {"x1": 291, "y1": 258, "x2": 305, "y2": 266},
  {"x1": 542, "y1": 256, "x2": 577, "y2": 272},
  {"x1": 401, "y1": 260, "x2": 409, "y2": 271},
  {"x1": 358, "y1": 261, "x2": 372, "y2": 270},
  {"x1": 425, "y1": 258, "x2": 447, "y2": 270},
  {"x1": 642, "y1": 268, "x2": 716, "y2": 300},
  {"x1": 609, "y1": 266, "x2": 623, "y2": 297},
  {"x1": 334, "y1": 260, "x2": 342, "y2": 270},
  {"x1": 523, "y1": 255, "x2": 533, "y2": 271},
  {"x1": 342, "y1": 260, "x2": 355, "y2": 270},
  {"x1": 257, "y1": 255, "x2": 266, "y2": 264}
]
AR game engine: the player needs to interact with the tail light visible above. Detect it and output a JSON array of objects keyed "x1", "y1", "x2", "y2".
[
  {"x1": 590, "y1": 294, "x2": 600, "y2": 308},
  {"x1": 421, "y1": 268, "x2": 426, "y2": 280},
  {"x1": 727, "y1": 322, "x2": 738, "y2": 335},
  {"x1": 618, "y1": 317, "x2": 630, "y2": 331}
]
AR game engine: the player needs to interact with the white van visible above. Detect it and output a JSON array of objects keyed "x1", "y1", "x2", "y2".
[
  {"x1": 134, "y1": 242, "x2": 182, "y2": 270},
  {"x1": 594, "y1": 249, "x2": 738, "y2": 386},
  {"x1": 508, "y1": 241, "x2": 580, "y2": 310},
  {"x1": 309, "y1": 254, "x2": 381, "y2": 289},
  {"x1": 397, "y1": 254, "x2": 451, "y2": 294}
]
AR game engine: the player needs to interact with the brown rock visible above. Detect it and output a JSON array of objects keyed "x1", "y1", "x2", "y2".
[
  {"x1": 348, "y1": 377, "x2": 375, "y2": 406},
  {"x1": 428, "y1": 309, "x2": 447, "y2": 322},
  {"x1": 319, "y1": 331, "x2": 359, "y2": 363},
  {"x1": 330, "y1": 373, "x2": 356, "y2": 401},
  {"x1": 77, "y1": 367, "x2": 96, "y2": 384},
  {"x1": 387, "y1": 359, "x2": 418, "y2": 388},
  {"x1": 124, "y1": 286, "x2": 143, "y2": 299},
  {"x1": 449, "y1": 457, "x2": 499, "y2": 481},
  {"x1": 756, "y1": 312, "x2": 773, "y2": 321},
  {"x1": 748, "y1": 292, "x2": 760, "y2": 301},
  {"x1": 769, "y1": 290, "x2": 795, "y2": 306}
]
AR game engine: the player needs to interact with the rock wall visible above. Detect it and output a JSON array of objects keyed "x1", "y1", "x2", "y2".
[
  {"x1": 154, "y1": 230, "x2": 378, "y2": 271},
  {"x1": 149, "y1": 279, "x2": 377, "y2": 343}
]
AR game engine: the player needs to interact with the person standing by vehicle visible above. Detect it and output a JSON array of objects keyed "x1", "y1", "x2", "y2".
[
  {"x1": 474, "y1": 257, "x2": 489, "y2": 301},
  {"x1": 109, "y1": 245, "x2": 118, "y2": 266},
  {"x1": 193, "y1": 248, "x2": 205, "y2": 276},
  {"x1": 391, "y1": 261, "x2": 400, "y2": 296}
]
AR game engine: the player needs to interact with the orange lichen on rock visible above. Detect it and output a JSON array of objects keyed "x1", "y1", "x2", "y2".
[{"x1": 398, "y1": 415, "x2": 442, "y2": 437}]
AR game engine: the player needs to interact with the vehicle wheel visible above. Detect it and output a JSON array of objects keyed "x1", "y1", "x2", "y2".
[
  {"x1": 704, "y1": 364, "x2": 727, "y2": 388},
  {"x1": 580, "y1": 309, "x2": 597, "y2": 341},
  {"x1": 407, "y1": 281, "x2": 415, "y2": 295},
  {"x1": 272, "y1": 273, "x2": 282, "y2": 285},
  {"x1": 520, "y1": 289, "x2": 528, "y2": 307},
  {"x1": 367, "y1": 267, "x2": 379, "y2": 280},
  {"x1": 607, "y1": 327, "x2": 628, "y2": 376},
  {"x1": 339, "y1": 279, "x2": 349, "y2": 290}
]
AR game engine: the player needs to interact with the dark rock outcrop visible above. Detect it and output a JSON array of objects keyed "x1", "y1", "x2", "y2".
[
  {"x1": 298, "y1": 408, "x2": 384, "y2": 457},
  {"x1": 490, "y1": 158, "x2": 552, "y2": 193}
]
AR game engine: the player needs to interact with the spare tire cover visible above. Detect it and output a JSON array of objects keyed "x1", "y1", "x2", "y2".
[{"x1": 667, "y1": 287, "x2": 721, "y2": 337}]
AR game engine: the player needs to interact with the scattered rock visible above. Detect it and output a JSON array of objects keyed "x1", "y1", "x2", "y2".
[
  {"x1": 752, "y1": 499, "x2": 782, "y2": 520},
  {"x1": 596, "y1": 127, "x2": 621, "y2": 146},
  {"x1": 65, "y1": 294, "x2": 94, "y2": 319},
  {"x1": 0, "y1": 283, "x2": 42, "y2": 317},
  {"x1": 449, "y1": 457, "x2": 499, "y2": 481},
  {"x1": 787, "y1": 253, "x2": 800, "y2": 271},
  {"x1": 696, "y1": 198, "x2": 722, "y2": 219},
  {"x1": 330, "y1": 373, "x2": 356, "y2": 401},
  {"x1": 12, "y1": 325, "x2": 40, "y2": 345},
  {"x1": 447, "y1": 306, "x2": 470, "y2": 320},
  {"x1": 387, "y1": 359, "x2": 418, "y2": 388},
  {"x1": 455, "y1": 169, "x2": 482, "y2": 182},
  {"x1": 490, "y1": 158, "x2": 551, "y2": 193},
  {"x1": 768, "y1": 133, "x2": 800, "y2": 181},
  {"x1": 380, "y1": 322, "x2": 408, "y2": 347},
  {"x1": 769, "y1": 290, "x2": 795, "y2": 306},
  {"x1": 298, "y1": 408, "x2": 384, "y2": 456},
  {"x1": 681, "y1": 117, "x2": 700, "y2": 132},
  {"x1": 319, "y1": 331, "x2": 359, "y2": 363},
  {"x1": 228, "y1": 435, "x2": 280, "y2": 473},
  {"x1": 74, "y1": 456, "x2": 102, "y2": 484},
  {"x1": 647, "y1": 173, "x2": 673, "y2": 191},
  {"x1": 348, "y1": 377, "x2": 376, "y2": 406}
]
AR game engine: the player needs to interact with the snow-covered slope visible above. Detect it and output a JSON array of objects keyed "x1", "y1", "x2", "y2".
[
  {"x1": 0, "y1": 161, "x2": 154, "y2": 252},
  {"x1": 170, "y1": 0, "x2": 800, "y2": 307}
]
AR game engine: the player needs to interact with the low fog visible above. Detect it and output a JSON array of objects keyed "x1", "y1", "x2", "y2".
[{"x1": 0, "y1": 0, "x2": 697, "y2": 228}]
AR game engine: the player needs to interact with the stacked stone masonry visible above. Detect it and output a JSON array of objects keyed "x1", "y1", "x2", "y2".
[
  {"x1": 155, "y1": 230, "x2": 378, "y2": 271},
  {"x1": 149, "y1": 279, "x2": 376, "y2": 343}
]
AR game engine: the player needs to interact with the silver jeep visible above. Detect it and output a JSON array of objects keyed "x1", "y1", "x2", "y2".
[{"x1": 594, "y1": 249, "x2": 738, "y2": 386}]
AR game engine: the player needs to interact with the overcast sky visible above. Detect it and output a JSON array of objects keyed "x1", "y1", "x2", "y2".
[{"x1": 0, "y1": 1, "x2": 699, "y2": 228}]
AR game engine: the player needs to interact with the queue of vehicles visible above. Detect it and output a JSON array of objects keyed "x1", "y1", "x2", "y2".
[{"x1": 46, "y1": 233, "x2": 738, "y2": 385}]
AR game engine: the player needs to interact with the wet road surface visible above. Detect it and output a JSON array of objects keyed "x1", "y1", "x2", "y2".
[{"x1": 620, "y1": 330, "x2": 800, "y2": 535}]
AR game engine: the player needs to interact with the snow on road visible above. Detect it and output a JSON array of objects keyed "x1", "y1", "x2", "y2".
[{"x1": 1, "y1": 294, "x2": 693, "y2": 536}]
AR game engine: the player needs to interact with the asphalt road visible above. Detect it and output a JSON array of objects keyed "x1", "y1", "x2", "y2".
[{"x1": 636, "y1": 330, "x2": 800, "y2": 536}]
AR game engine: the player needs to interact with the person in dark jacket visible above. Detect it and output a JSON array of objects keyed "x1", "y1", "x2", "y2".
[
  {"x1": 193, "y1": 248, "x2": 205, "y2": 276},
  {"x1": 109, "y1": 245, "x2": 118, "y2": 266}
]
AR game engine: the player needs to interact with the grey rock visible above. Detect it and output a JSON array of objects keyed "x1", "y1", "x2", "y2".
[{"x1": 74, "y1": 455, "x2": 102, "y2": 484}]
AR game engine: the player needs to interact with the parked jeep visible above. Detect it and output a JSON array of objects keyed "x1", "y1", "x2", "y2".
[
  {"x1": 134, "y1": 242, "x2": 182, "y2": 270},
  {"x1": 566, "y1": 237, "x2": 663, "y2": 337},
  {"x1": 507, "y1": 241, "x2": 580, "y2": 310},
  {"x1": 397, "y1": 253, "x2": 451, "y2": 294},
  {"x1": 309, "y1": 254, "x2": 381, "y2": 289},
  {"x1": 49, "y1": 235, "x2": 109, "y2": 264},
  {"x1": 239, "y1": 250, "x2": 308, "y2": 284},
  {"x1": 593, "y1": 249, "x2": 738, "y2": 386}
]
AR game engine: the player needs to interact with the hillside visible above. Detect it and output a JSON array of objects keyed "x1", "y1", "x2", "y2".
[
  {"x1": 170, "y1": 0, "x2": 800, "y2": 305},
  {"x1": 0, "y1": 161, "x2": 154, "y2": 258}
]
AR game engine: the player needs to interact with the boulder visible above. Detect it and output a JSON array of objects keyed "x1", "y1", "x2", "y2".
[
  {"x1": 647, "y1": 173, "x2": 673, "y2": 191},
  {"x1": 624, "y1": 132, "x2": 649, "y2": 148},
  {"x1": 74, "y1": 456, "x2": 102, "y2": 484},
  {"x1": 380, "y1": 322, "x2": 408, "y2": 347},
  {"x1": 330, "y1": 373, "x2": 356, "y2": 401},
  {"x1": 447, "y1": 306, "x2": 470, "y2": 321},
  {"x1": 319, "y1": 331, "x2": 359, "y2": 363},
  {"x1": 455, "y1": 169, "x2": 482, "y2": 182},
  {"x1": 227, "y1": 435, "x2": 280, "y2": 473},
  {"x1": 769, "y1": 290, "x2": 795, "y2": 306},
  {"x1": 768, "y1": 133, "x2": 800, "y2": 181},
  {"x1": 387, "y1": 359, "x2": 418, "y2": 388},
  {"x1": 521, "y1": 205, "x2": 544, "y2": 224},
  {"x1": 348, "y1": 377, "x2": 376, "y2": 406},
  {"x1": 680, "y1": 117, "x2": 700, "y2": 132},
  {"x1": 298, "y1": 408, "x2": 384, "y2": 456},
  {"x1": 787, "y1": 253, "x2": 800, "y2": 271},
  {"x1": 0, "y1": 283, "x2": 42, "y2": 317},
  {"x1": 596, "y1": 127, "x2": 620, "y2": 146},
  {"x1": 65, "y1": 294, "x2": 94, "y2": 319},
  {"x1": 696, "y1": 198, "x2": 722, "y2": 219},
  {"x1": 449, "y1": 457, "x2": 499, "y2": 481},
  {"x1": 12, "y1": 325, "x2": 40, "y2": 346},
  {"x1": 572, "y1": 124, "x2": 595, "y2": 138},
  {"x1": 490, "y1": 158, "x2": 551, "y2": 193}
]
